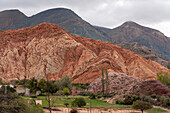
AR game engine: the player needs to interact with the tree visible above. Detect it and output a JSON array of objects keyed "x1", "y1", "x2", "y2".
[
  {"x1": 0, "y1": 88, "x2": 44, "y2": 113},
  {"x1": 63, "y1": 87, "x2": 70, "y2": 96},
  {"x1": 60, "y1": 75, "x2": 72, "y2": 90},
  {"x1": 101, "y1": 66, "x2": 105, "y2": 95},
  {"x1": 27, "y1": 77, "x2": 38, "y2": 94},
  {"x1": 105, "y1": 66, "x2": 109, "y2": 94},
  {"x1": 37, "y1": 78, "x2": 46, "y2": 93},
  {"x1": 46, "y1": 81, "x2": 59, "y2": 94},
  {"x1": 132, "y1": 100, "x2": 152, "y2": 113},
  {"x1": 71, "y1": 98, "x2": 86, "y2": 107}
]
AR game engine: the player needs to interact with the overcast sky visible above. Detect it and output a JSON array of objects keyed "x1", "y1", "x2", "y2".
[{"x1": 0, "y1": 0, "x2": 170, "y2": 36}]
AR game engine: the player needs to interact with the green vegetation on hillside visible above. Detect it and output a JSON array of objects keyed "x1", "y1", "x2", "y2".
[{"x1": 157, "y1": 72, "x2": 170, "y2": 87}]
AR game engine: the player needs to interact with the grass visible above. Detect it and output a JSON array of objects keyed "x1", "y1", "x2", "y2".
[
  {"x1": 27, "y1": 95, "x2": 127, "y2": 108},
  {"x1": 24, "y1": 95, "x2": 168, "y2": 112},
  {"x1": 146, "y1": 108, "x2": 167, "y2": 113}
]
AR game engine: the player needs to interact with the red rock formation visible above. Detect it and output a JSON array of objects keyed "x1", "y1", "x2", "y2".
[
  {"x1": 0, "y1": 23, "x2": 169, "y2": 82},
  {"x1": 88, "y1": 72, "x2": 170, "y2": 97}
]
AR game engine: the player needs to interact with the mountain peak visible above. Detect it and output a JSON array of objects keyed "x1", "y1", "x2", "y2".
[
  {"x1": 0, "y1": 9, "x2": 24, "y2": 15},
  {"x1": 122, "y1": 21, "x2": 140, "y2": 27},
  {"x1": 0, "y1": 9, "x2": 27, "y2": 30}
]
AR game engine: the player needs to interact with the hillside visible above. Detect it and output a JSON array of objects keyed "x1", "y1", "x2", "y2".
[
  {"x1": 1, "y1": 8, "x2": 110, "y2": 42},
  {"x1": 0, "y1": 9, "x2": 27, "y2": 30},
  {"x1": 106, "y1": 21, "x2": 170, "y2": 60},
  {"x1": 115, "y1": 41, "x2": 169, "y2": 67},
  {"x1": 0, "y1": 23, "x2": 169, "y2": 83}
]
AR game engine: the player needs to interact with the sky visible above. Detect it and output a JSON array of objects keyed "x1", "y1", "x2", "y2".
[{"x1": 0, "y1": 0, "x2": 170, "y2": 37}]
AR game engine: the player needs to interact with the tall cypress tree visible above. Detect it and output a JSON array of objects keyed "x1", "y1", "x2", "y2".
[
  {"x1": 101, "y1": 66, "x2": 105, "y2": 95},
  {"x1": 105, "y1": 66, "x2": 109, "y2": 94}
]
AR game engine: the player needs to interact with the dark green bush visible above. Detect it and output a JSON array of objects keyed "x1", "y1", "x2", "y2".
[
  {"x1": 30, "y1": 95, "x2": 37, "y2": 98},
  {"x1": 64, "y1": 102, "x2": 69, "y2": 107},
  {"x1": 38, "y1": 93, "x2": 46, "y2": 96},
  {"x1": 0, "y1": 92, "x2": 44, "y2": 113},
  {"x1": 89, "y1": 93, "x2": 96, "y2": 99},
  {"x1": 151, "y1": 94, "x2": 157, "y2": 98},
  {"x1": 18, "y1": 92, "x2": 25, "y2": 96},
  {"x1": 116, "y1": 100, "x2": 125, "y2": 105},
  {"x1": 159, "y1": 96, "x2": 170, "y2": 108},
  {"x1": 71, "y1": 98, "x2": 86, "y2": 107},
  {"x1": 124, "y1": 96, "x2": 134, "y2": 105},
  {"x1": 96, "y1": 94, "x2": 102, "y2": 99},
  {"x1": 78, "y1": 91, "x2": 91, "y2": 96}
]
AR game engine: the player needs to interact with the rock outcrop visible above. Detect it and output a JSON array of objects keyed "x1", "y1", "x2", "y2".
[
  {"x1": 0, "y1": 23, "x2": 169, "y2": 82},
  {"x1": 88, "y1": 72, "x2": 170, "y2": 96}
]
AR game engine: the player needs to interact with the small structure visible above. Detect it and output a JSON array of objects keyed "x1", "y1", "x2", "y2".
[{"x1": 35, "y1": 100, "x2": 42, "y2": 105}]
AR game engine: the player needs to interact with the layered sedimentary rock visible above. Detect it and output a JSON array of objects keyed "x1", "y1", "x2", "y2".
[{"x1": 0, "y1": 23, "x2": 169, "y2": 82}]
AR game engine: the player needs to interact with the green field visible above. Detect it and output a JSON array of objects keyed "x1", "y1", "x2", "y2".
[{"x1": 25, "y1": 96, "x2": 167, "y2": 112}]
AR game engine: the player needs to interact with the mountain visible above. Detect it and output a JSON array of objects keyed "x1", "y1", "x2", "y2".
[
  {"x1": 105, "y1": 21, "x2": 170, "y2": 60},
  {"x1": 0, "y1": 9, "x2": 27, "y2": 30},
  {"x1": 1, "y1": 8, "x2": 110, "y2": 42},
  {"x1": 115, "y1": 41, "x2": 169, "y2": 67},
  {"x1": 1, "y1": 9, "x2": 169, "y2": 64},
  {"x1": 0, "y1": 23, "x2": 169, "y2": 83}
]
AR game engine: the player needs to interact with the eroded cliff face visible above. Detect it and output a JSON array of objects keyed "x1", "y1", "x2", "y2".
[{"x1": 0, "y1": 23, "x2": 169, "y2": 82}]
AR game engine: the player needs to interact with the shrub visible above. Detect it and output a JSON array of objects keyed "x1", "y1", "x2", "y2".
[
  {"x1": 124, "y1": 95, "x2": 135, "y2": 105},
  {"x1": 157, "y1": 72, "x2": 170, "y2": 87},
  {"x1": 159, "y1": 96, "x2": 170, "y2": 108},
  {"x1": 78, "y1": 91, "x2": 91, "y2": 96},
  {"x1": 18, "y1": 92, "x2": 25, "y2": 96},
  {"x1": 102, "y1": 93, "x2": 114, "y2": 98},
  {"x1": 63, "y1": 87, "x2": 70, "y2": 96},
  {"x1": 71, "y1": 98, "x2": 86, "y2": 107},
  {"x1": 151, "y1": 94, "x2": 157, "y2": 98},
  {"x1": 56, "y1": 90, "x2": 63, "y2": 96},
  {"x1": 96, "y1": 94, "x2": 102, "y2": 99},
  {"x1": 64, "y1": 102, "x2": 69, "y2": 107},
  {"x1": 0, "y1": 92, "x2": 43, "y2": 113},
  {"x1": 38, "y1": 93, "x2": 46, "y2": 96},
  {"x1": 132, "y1": 100, "x2": 152, "y2": 113},
  {"x1": 70, "y1": 108, "x2": 78, "y2": 113},
  {"x1": 116, "y1": 100, "x2": 125, "y2": 105},
  {"x1": 89, "y1": 93, "x2": 96, "y2": 99},
  {"x1": 30, "y1": 95, "x2": 37, "y2": 98}
]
